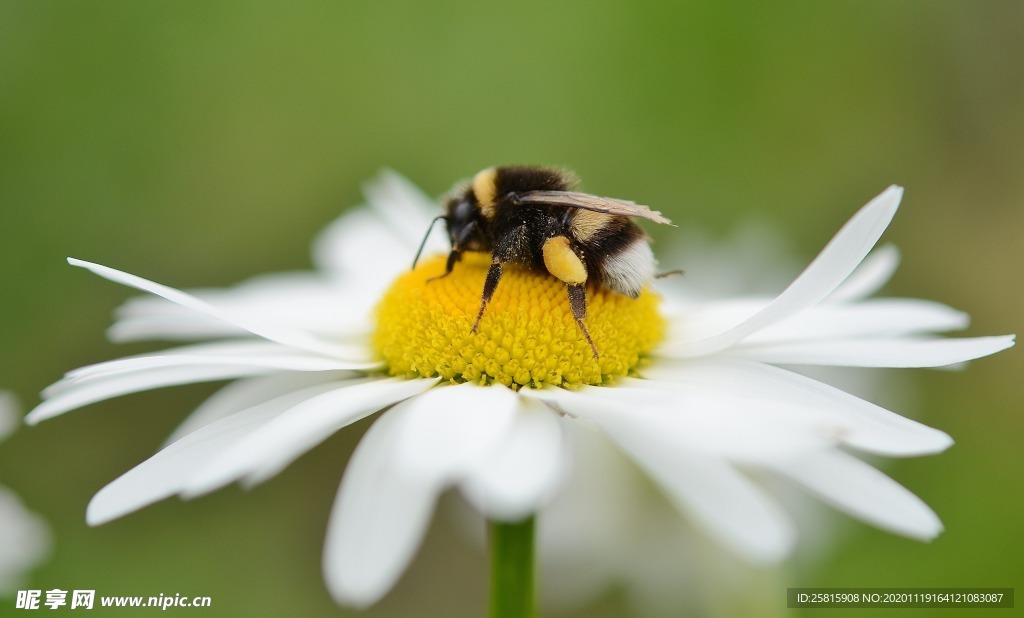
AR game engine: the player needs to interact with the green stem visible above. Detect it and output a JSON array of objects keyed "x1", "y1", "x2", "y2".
[{"x1": 489, "y1": 515, "x2": 536, "y2": 618}]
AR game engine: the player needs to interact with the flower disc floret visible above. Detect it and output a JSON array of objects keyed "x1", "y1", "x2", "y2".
[{"x1": 373, "y1": 253, "x2": 665, "y2": 388}]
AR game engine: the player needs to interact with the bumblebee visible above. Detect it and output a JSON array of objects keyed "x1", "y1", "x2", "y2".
[{"x1": 413, "y1": 166, "x2": 674, "y2": 357}]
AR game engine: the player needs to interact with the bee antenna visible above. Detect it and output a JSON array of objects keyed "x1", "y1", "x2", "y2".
[{"x1": 412, "y1": 215, "x2": 446, "y2": 270}]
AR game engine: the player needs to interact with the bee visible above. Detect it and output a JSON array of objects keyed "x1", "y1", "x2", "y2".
[{"x1": 413, "y1": 166, "x2": 674, "y2": 357}]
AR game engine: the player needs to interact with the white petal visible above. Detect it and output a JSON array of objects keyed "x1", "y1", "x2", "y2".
[
  {"x1": 660, "y1": 298, "x2": 769, "y2": 347},
  {"x1": 767, "y1": 450, "x2": 942, "y2": 540},
  {"x1": 531, "y1": 382, "x2": 828, "y2": 459},
  {"x1": 312, "y1": 208, "x2": 420, "y2": 285},
  {"x1": 0, "y1": 485, "x2": 51, "y2": 594},
  {"x1": 313, "y1": 170, "x2": 443, "y2": 278},
  {"x1": 323, "y1": 406, "x2": 442, "y2": 608},
  {"x1": 527, "y1": 388, "x2": 797, "y2": 562},
  {"x1": 363, "y1": 169, "x2": 444, "y2": 247},
  {"x1": 666, "y1": 186, "x2": 903, "y2": 357},
  {"x1": 61, "y1": 342, "x2": 373, "y2": 384},
  {"x1": 535, "y1": 422, "x2": 644, "y2": 606},
  {"x1": 27, "y1": 364, "x2": 282, "y2": 425},
  {"x1": 181, "y1": 377, "x2": 438, "y2": 496},
  {"x1": 163, "y1": 372, "x2": 353, "y2": 446},
  {"x1": 391, "y1": 383, "x2": 520, "y2": 483},
  {"x1": 460, "y1": 399, "x2": 567, "y2": 521},
  {"x1": 827, "y1": 245, "x2": 900, "y2": 302},
  {"x1": 742, "y1": 299, "x2": 970, "y2": 343},
  {"x1": 110, "y1": 275, "x2": 374, "y2": 343},
  {"x1": 584, "y1": 404, "x2": 795, "y2": 562},
  {"x1": 659, "y1": 298, "x2": 970, "y2": 353},
  {"x1": 109, "y1": 310, "x2": 248, "y2": 342},
  {"x1": 325, "y1": 383, "x2": 522, "y2": 606},
  {"x1": 640, "y1": 359, "x2": 952, "y2": 456},
  {"x1": 112, "y1": 274, "x2": 348, "y2": 319},
  {"x1": 68, "y1": 258, "x2": 359, "y2": 359},
  {"x1": 86, "y1": 381, "x2": 345, "y2": 525},
  {"x1": 723, "y1": 335, "x2": 1015, "y2": 367}
]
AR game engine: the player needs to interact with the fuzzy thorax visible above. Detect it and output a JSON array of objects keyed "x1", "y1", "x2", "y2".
[{"x1": 373, "y1": 253, "x2": 664, "y2": 388}]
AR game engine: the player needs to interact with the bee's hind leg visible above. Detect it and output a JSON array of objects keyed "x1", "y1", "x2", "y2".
[
  {"x1": 471, "y1": 260, "x2": 503, "y2": 332},
  {"x1": 566, "y1": 284, "x2": 598, "y2": 358}
]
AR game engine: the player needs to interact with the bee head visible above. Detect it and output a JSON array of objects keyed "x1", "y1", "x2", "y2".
[{"x1": 443, "y1": 192, "x2": 488, "y2": 251}]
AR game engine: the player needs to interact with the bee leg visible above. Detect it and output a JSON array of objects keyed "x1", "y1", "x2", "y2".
[
  {"x1": 427, "y1": 221, "x2": 479, "y2": 283},
  {"x1": 427, "y1": 249, "x2": 461, "y2": 283},
  {"x1": 541, "y1": 235, "x2": 598, "y2": 357},
  {"x1": 566, "y1": 284, "x2": 599, "y2": 358},
  {"x1": 471, "y1": 260, "x2": 503, "y2": 332}
]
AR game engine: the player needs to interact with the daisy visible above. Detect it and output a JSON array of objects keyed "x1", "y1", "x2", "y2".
[
  {"x1": 27, "y1": 171, "x2": 1014, "y2": 610},
  {"x1": 0, "y1": 392, "x2": 51, "y2": 594}
]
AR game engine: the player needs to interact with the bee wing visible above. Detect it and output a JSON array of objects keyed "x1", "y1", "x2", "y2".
[{"x1": 514, "y1": 190, "x2": 675, "y2": 225}]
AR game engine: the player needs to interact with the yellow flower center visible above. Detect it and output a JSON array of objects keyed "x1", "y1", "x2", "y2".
[{"x1": 373, "y1": 253, "x2": 665, "y2": 389}]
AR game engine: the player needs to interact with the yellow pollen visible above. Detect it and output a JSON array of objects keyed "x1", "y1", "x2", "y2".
[{"x1": 373, "y1": 253, "x2": 665, "y2": 389}]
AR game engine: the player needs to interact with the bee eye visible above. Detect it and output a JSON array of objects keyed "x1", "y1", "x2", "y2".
[{"x1": 453, "y1": 199, "x2": 474, "y2": 222}]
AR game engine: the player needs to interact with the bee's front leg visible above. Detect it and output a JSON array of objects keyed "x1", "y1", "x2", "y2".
[
  {"x1": 427, "y1": 249, "x2": 462, "y2": 283},
  {"x1": 428, "y1": 220, "x2": 479, "y2": 283}
]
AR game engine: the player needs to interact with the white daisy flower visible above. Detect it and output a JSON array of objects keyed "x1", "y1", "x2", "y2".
[
  {"x1": 27, "y1": 172, "x2": 1014, "y2": 608},
  {"x1": 0, "y1": 392, "x2": 52, "y2": 595}
]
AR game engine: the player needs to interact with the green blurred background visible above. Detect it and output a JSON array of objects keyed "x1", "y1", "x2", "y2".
[{"x1": 1, "y1": 1, "x2": 1021, "y2": 616}]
